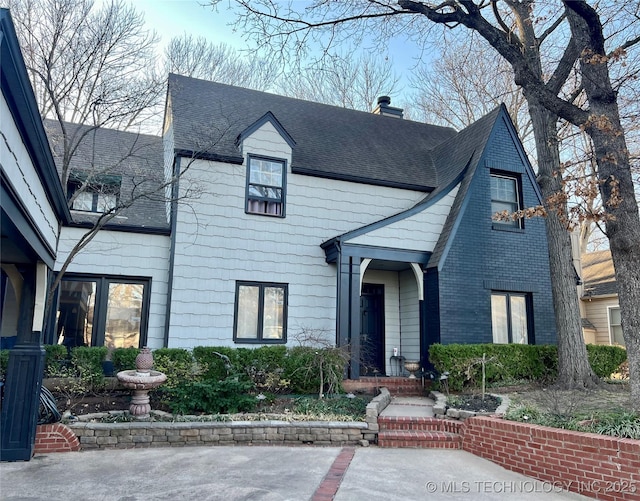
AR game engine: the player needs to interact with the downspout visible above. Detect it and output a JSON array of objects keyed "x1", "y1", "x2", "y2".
[{"x1": 163, "y1": 155, "x2": 180, "y2": 348}]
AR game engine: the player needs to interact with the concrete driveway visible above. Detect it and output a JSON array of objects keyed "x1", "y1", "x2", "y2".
[{"x1": 0, "y1": 446, "x2": 589, "y2": 501}]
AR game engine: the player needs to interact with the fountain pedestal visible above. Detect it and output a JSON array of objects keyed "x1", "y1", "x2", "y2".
[{"x1": 116, "y1": 348, "x2": 167, "y2": 420}]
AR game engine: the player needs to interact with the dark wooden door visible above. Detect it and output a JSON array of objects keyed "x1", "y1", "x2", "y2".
[{"x1": 360, "y1": 283, "x2": 385, "y2": 376}]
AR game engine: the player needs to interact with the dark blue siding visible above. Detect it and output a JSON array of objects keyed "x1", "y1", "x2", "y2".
[{"x1": 437, "y1": 117, "x2": 556, "y2": 345}]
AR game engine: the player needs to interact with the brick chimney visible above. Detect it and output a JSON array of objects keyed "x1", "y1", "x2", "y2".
[{"x1": 372, "y1": 96, "x2": 403, "y2": 118}]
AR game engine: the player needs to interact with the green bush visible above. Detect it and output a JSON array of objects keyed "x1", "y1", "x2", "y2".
[
  {"x1": 152, "y1": 348, "x2": 196, "y2": 389},
  {"x1": 292, "y1": 395, "x2": 368, "y2": 420},
  {"x1": 112, "y1": 347, "x2": 139, "y2": 372},
  {"x1": 284, "y1": 346, "x2": 347, "y2": 395},
  {"x1": 192, "y1": 346, "x2": 240, "y2": 381},
  {"x1": 44, "y1": 344, "x2": 70, "y2": 377},
  {"x1": 165, "y1": 376, "x2": 257, "y2": 414},
  {"x1": 429, "y1": 343, "x2": 628, "y2": 391},
  {"x1": 241, "y1": 346, "x2": 289, "y2": 393},
  {"x1": 71, "y1": 346, "x2": 107, "y2": 388},
  {"x1": 585, "y1": 345, "x2": 627, "y2": 378}
]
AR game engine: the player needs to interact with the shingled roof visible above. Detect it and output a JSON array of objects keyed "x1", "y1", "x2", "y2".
[
  {"x1": 44, "y1": 120, "x2": 168, "y2": 232},
  {"x1": 167, "y1": 74, "x2": 458, "y2": 192},
  {"x1": 581, "y1": 250, "x2": 617, "y2": 297}
]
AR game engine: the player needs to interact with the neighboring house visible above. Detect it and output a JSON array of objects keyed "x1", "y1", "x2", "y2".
[
  {"x1": 0, "y1": 8, "x2": 71, "y2": 460},
  {"x1": 579, "y1": 250, "x2": 623, "y2": 346}
]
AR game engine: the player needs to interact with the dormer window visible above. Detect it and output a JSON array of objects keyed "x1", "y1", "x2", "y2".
[
  {"x1": 246, "y1": 156, "x2": 285, "y2": 217},
  {"x1": 68, "y1": 173, "x2": 121, "y2": 213}
]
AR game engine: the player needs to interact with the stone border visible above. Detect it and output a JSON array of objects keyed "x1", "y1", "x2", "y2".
[
  {"x1": 430, "y1": 391, "x2": 510, "y2": 420},
  {"x1": 37, "y1": 387, "x2": 394, "y2": 452}
]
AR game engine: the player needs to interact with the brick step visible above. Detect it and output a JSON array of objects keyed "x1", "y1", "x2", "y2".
[
  {"x1": 378, "y1": 430, "x2": 462, "y2": 449},
  {"x1": 378, "y1": 416, "x2": 462, "y2": 434}
]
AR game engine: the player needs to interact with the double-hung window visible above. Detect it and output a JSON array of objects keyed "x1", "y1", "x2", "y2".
[
  {"x1": 491, "y1": 292, "x2": 530, "y2": 344},
  {"x1": 491, "y1": 173, "x2": 521, "y2": 228},
  {"x1": 68, "y1": 173, "x2": 121, "y2": 213},
  {"x1": 246, "y1": 156, "x2": 285, "y2": 217},
  {"x1": 234, "y1": 281, "x2": 287, "y2": 343},
  {"x1": 608, "y1": 306, "x2": 625, "y2": 346}
]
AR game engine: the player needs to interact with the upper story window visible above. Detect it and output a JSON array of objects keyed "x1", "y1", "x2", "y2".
[
  {"x1": 246, "y1": 156, "x2": 285, "y2": 217},
  {"x1": 68, "y1": 173, "x2": 121, "y2": 213},
  {"x1": 491, "y1": 173, "x2": 522, "y2": 229}
]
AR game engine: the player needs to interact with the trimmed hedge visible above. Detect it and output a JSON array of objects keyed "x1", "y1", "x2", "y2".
[{"x1": 429, "y1": 343, "x2": 627, "y2": 391}]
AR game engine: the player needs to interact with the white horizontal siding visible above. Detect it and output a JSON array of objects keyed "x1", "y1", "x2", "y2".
[
  {"x1": 399, "y1": 269, "x2": 420, "y2": 362},
  {"x1": 349, "y1": 186, "x2": 459, "y2": 251},
  {"x1": 241, "y1": 121, "x2": 293, "y2": 162},
  {"x1": 55, "y1": 227, "x2": 171, "y2": 348},
  {"x1": 582, "y1": 297, "x2": 619, "y2": 345},
  {"x1": 169, "y1": 147, "x2": 427, "y2": 348},
  {"x1": 1, "y1": 93, "x2": 59, "y2": 254}
]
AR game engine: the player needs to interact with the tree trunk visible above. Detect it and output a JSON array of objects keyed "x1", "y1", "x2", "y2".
[
  {"x1": 527, "y1": 99, "x2": 600, "y2": 388},
  {"x1": 565, "y1": 2, "x2": 640, "y2": 410}
]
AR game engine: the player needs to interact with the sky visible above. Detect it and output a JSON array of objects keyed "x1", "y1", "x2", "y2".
[{"x1": 130, "y1": 0, "x2": 423, "y2": 91}]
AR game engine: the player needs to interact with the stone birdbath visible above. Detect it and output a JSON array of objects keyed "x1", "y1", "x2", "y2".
[{"x1": 116, "y1": 347, "x2": 167, "y2": 420}]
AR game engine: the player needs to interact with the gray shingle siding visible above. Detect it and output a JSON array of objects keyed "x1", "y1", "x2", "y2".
[{"x1": 434, "y1": 116, "x2": 556, "y2": 346}]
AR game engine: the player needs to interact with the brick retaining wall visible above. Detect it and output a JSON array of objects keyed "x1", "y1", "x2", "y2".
[{"x1": 463, "y1": 417, "x2": 640, "y2": 501}]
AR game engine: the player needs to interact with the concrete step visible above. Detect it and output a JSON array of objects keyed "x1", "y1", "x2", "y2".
[{"x1": 377, "y1": 430, "x2": 462, "y2": 449}]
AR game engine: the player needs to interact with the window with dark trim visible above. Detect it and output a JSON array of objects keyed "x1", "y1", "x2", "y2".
[
  {"x1": 234, "y1": 281, "x2": 287, "y2": 343},
  {"x1": 491, "y1": 172, "x2": 522, "y2": 229},
  {"x1": 51, "y1": 274, "x2": 150, "y2": 349},
  {"x1": 491, "y1": 292, "x2": 531, "y2": 344},
  {"x1": 245, "y1": 156, "x2": 286, "y2": 217},
  {"x1": 67, "y1": 173, "x2": 121, "y2": 213}
]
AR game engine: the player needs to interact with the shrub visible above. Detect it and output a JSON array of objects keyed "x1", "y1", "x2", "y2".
[
  {"x1": 192, "y1": 346, "x2": 239, "y2": 381},
  {"x1": 44, "y1": 344, "x2": 70, "y2": 377},
  {"x1": 585, "y1": 345, "x2": 627, "y2": 378},
  {"x1": 71, "y1": 346, "x2": 107, "y2": 388},
  {"x1": 284, "y1": 346, "x2": 347, "y2": 395},
  {"x1": 429, "y1": 343, "x2": 628, "y2": 391},
  {"x1": 241, "y1": 346, "x2": 289, "y2": 394},
  {"x1": 165, "y1": 376, "x2": 257, "y2": 414},
  {"x1": 152, "y1": 348, "x2": 197, "y2": 389},
  {"x1": 112, "y1": 347, "x2": 139, "y2": 372}
]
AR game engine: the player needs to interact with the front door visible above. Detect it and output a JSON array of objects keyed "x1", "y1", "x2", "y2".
[{"x1": 360, "y1": 283, "x2": 385, "y2": 376}]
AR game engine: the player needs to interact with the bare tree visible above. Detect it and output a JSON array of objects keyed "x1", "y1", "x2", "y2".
[
  {"x1": 4, "y1": 0, "x2": 165, "y2": 192},
  {"x1": 277, "y1": 52, "x2": 400, "y2": 111},
  {"x1": 225, "y1": 0, "x2": 640, "y2": 402},
  {"x1": 164, "y1": 34, "x2": 279, "y2": 91}
]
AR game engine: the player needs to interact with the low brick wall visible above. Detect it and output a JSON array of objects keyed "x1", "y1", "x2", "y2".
[
  {"x1": 463, "y1": 416, "x2": 640, "y2": 501},
  {"x1": 67, "y1": 420, "x2": 369, "y2": 449},
  {"x1": 34, "y1": 423, "x2": 80, "y2": 453},
  {"x1": 343, "y1": 377, "x2": 426, "y2": 396}
]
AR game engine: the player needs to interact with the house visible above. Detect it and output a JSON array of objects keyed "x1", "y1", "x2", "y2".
[
  {"x1": 0, "y1": 8, "x2": 71, "y2": 460},
  {"x1": 160, "y1": 74, "x2": 556, "y2": 377},
  {"x1": 579, "y1": 250, "x2": 623, "y2": 346},
  {"x1": 43, "y1": 120, "x2": 170, "y2": 352},
  {"x1": 2, "y1": 61, "x2": 558, "y2": 381}
]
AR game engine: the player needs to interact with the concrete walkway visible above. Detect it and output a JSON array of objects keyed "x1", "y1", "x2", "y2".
[
  {"x1": 0, "y1": 396, "x2": 591, "y2": 500},
  {"x1": 0, "y1": 446, "x2": 589, "y2": 500}
]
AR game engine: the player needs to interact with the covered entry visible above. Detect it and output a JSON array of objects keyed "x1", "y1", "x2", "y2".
[{"x1": 321, "y1": 239, "x2": 430, "y2": 378}]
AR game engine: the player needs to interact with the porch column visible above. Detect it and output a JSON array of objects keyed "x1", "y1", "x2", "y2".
[
  {"x1": 336, "y1": 253, "x2": 361, "y2": 379},
  {"x1": 1, "y1": 265, "x2": 46, "y2": 461}
]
